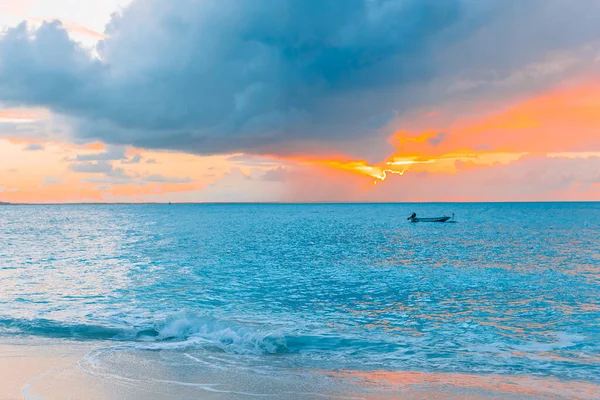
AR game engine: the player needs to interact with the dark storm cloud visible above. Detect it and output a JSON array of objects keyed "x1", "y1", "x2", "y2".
[{"x1": 0, "y1": 0, "x2": 599, "y2": 158}]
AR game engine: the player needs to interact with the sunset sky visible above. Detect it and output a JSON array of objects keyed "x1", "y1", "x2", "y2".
[{"x1": 1, "y1": 0, "x2": 600, "y2": 203}]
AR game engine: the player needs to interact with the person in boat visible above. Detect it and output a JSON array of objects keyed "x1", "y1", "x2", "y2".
[{"x1": 408, "y1": 212, "x2": 416, "y2": 220}]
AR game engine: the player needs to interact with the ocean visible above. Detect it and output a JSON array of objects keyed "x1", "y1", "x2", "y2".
[{"x1": 1, "y1": 203, "x2": 599, "y2": 399}]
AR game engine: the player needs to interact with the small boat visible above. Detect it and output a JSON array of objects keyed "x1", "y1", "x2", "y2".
[
  {"x1": 408, "y1": 213, "x2": 454, "y2": 223},
  {"x1": 410, "y1": 216, "x2": 451, "y2": 223}
]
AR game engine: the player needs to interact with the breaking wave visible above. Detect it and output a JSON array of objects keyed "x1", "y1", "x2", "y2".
[{"x1": 0, "y1": 312, "x2": 288, "y2": 355}]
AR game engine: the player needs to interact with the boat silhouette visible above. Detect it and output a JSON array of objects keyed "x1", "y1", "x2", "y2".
[{"x1": 408, "y1": 213, "x2": 454, "y2": 223}]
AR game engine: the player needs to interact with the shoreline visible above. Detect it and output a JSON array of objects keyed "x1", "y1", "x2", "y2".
[
  {"x1": 0, "y1": 339, "x2": 97, "y2": 400},
  {"x1": 1, "y1": 339, "x2": 598, "y2": 400}
]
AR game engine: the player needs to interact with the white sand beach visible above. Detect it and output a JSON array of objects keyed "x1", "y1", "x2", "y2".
[{"x1": 2, "y1": 339, "x2": 598, "y2": 400}]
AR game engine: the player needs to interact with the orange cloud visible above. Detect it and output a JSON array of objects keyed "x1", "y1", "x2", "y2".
[
  {"x1": 290, "y1": 75, "x2": 600, "y2": 187},
  {"x1": 442, "y1": 77, "x2": 600, "y2": 154},
  {"x1": 3, "y1": 74, "x2": 600, "y2": 202}
]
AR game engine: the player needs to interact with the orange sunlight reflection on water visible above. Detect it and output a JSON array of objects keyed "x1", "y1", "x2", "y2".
[{"x1": 330, "y1": 370, "x2": 600, "y2": 399}]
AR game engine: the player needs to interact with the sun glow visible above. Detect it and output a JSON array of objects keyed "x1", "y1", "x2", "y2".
[
  {"x1": 300, "y1": 159, "x2": 410, "y2": 182},
  {"x1": 387, "y1": 158, "x2": 435, "y2": 166}
]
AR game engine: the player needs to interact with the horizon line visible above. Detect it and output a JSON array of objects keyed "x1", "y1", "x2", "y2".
[{"x1": 1, "y1": 201, "x2": 599, "y2": 206}]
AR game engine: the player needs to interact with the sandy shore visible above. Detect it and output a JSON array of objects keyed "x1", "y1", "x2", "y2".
[
  {"x1": 0, "y1": 339, "x2": 96, "y2": 400},
  {"x1": 2, "y1": 339, "x2": 598, "y2": 400}
]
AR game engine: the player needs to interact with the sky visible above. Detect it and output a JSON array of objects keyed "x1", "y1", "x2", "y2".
[{"x1": 1, "y1": 0, "x2": 600, "y2": 203}]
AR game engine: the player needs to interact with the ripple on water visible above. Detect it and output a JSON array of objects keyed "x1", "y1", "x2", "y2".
[{"x1": 0, "y1": 203, "x2": 599, "y2": 385}]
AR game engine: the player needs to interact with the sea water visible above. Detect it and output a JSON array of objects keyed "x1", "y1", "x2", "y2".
[{"x1": 0, "y1": 203, "x2": 599, "y2": 398}]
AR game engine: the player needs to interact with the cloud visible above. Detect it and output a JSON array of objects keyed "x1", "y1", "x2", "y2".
[
  {"x1": 1, "y1": 1, "x2": 599, "y2": 160},
  {"x1": 281, "y1": 154, "x2": 600, "y2": 202},
  {"x1": 24, "y1": 143, "x2": 44, "y2": 151},
  {"x1": 398, "y1": 79, "x2": 600, "y2": 157},
  {"x1": 0, "y1": 186, "x2": 20, "y2": 193},
  {"x1": 262, "y1": 166, "x2": 288, "y2": 182},
  {"x1": 146, "y1": 158, "x2": 158, "y2": 164},
  {"x1": 42, "y1": 176, "x2": 64, "y2": 185},
  {"x1": 74, "y1": 146, "x2": 126, "y2": 161},
  {"x1": 68, "y1": 160, "x2": 113, "y2": 173},
  {"x1": 81, "y1": 167, "x2": 192, "y2": 185},
  {"x1": 106, "y1": 167, "x2": 137, "y2": 181},
  {"x1": 426, "y1": 132, "x2": 447, "y2": 147},
  {"x1": 226, "y1": 154, "x2": 284, "y2": 167},
  {"x1": 122, "y1": 153, "x2": 142, "y2": 164},
  {"x1": 82, "y1": 167, "x2": 138, "y2": 185},
  {"x1": 198, "y1": 168, "x2": 283, "y2": 202},
  {"x1": 143, "y1": 174, "x2": 192, "y2": 184}
]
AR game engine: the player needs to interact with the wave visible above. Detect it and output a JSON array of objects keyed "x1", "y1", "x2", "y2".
[
  {"x1": 0, "y1": 313, "x2": 395, "y2": 359},
  {"x1": 151, "y1": 312, "x2": 288, "y2": 354},
  {"x1": 0, "y1": 317, "x2": 146, "y2": 340},
  {"x1": 0, "y1": 312, "x2": 288, "y2": 355}
]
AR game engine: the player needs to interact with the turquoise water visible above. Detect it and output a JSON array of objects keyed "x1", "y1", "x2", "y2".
[{"x1": 1, "y1": 203, "x2": 599, "y2": 396}]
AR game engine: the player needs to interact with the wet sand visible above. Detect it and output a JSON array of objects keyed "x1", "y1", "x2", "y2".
[
  {"x1": 0, "y1": 339, "x2": 95, "y2": 400},
  {"x1": 1, "y1": 340, "x2": 598, "y2": 400}
]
